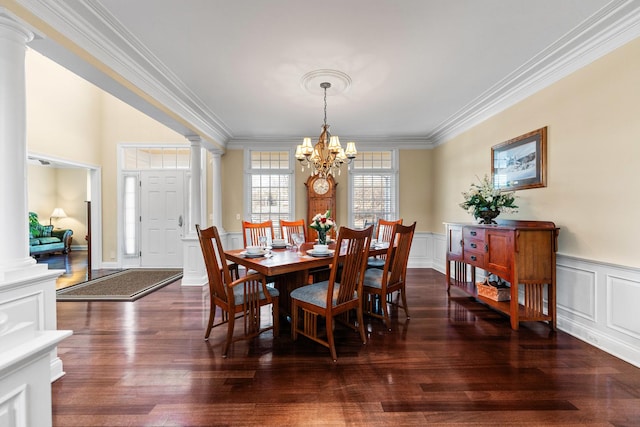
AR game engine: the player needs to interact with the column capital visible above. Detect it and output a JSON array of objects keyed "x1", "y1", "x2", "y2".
[
  {"x1": 0, "y1": 14, "x2": 34, "y2": 44},
  {"x1": 186, "y1": 135, "x2": 202, "y2": 145}
]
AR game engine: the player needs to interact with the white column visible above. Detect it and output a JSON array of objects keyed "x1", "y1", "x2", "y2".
[
  {"x1": 0, "y1": 14, "x2": 70, "y2": 388},
  {"x1": 187, "y1": 136, "x2": 202, "y2": 233},
  {"x1": 181, "y1": 136, "x2": 207, "y2": 286},
  {"x1": 0, "y1": 15, "x2": 36, "y2": 272},
  {"x1": 210, "y1": 150, "x2": 224, "y2": 231}
]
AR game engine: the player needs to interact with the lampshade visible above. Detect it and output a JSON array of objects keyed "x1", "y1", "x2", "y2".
[{"x1": 50, "y1": 208, "x2": 67, "y2": 219}]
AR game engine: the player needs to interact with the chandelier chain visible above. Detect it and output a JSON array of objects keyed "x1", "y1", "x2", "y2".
[{"x1": 323, "y1": 85, "x2": 328, "y2": 127}]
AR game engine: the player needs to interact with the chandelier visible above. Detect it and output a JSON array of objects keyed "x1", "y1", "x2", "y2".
[{"x1": 295, "y1": 82, "x2": 357, "y2": 177}]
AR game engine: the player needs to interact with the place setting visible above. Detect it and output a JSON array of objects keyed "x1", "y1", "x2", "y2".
[
  {"x1": 306, "y1": 243, "x2": 334, "y2": 257},
  {"x1": 270, "y1": 238, "x2": 289, "y2": 249},
  {"x1": 240, "y1": 245, "x2": 271, "y2": 258}
]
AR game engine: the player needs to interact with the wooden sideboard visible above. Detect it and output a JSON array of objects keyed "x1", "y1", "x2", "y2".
[{"x1": 445, "y1": 220, "x2": 560, "y2": 330}]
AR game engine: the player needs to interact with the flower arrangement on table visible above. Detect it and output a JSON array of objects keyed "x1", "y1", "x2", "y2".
[
  {"x1": 460, "y1": 174, "x2": 518, "y2": 224},
  {"x1": 310, "y1": 209, "x2": 334, "y2": 245}
]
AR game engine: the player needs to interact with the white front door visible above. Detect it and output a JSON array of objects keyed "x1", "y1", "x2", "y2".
[{"x1": 140, "y1": 170, "x2": 184, "y2": 267}]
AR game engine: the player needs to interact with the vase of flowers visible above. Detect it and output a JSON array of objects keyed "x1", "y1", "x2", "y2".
[
  {"x1": 460, "y1": 175, "x2": 518, "y2": 224},
  {"x1": 310, "y1": 209, "x2": 334, "y2": 245}
]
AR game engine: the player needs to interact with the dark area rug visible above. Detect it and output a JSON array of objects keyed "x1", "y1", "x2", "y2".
[{"x1": 56, "y1": 269, "x2": 182, "y2": 301}]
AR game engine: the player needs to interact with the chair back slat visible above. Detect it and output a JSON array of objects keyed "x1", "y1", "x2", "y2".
[
  {"x1": 280, "y1": 219, "x2": 307, "y2": 245},
  {"x1": 377, "y1": 218, "x2": 402, "y2": 243},
  {"x1": 386, "y1": 222, "x2": 416, "y2": 285},
  {"x1": 196, "y1": 225, "x2": 233, "y2": 303},
  {"x1": 328, "y1": 225, "x2": 373, "y2": 307},
  {"x1": 242, "y1": 220, "x2": 274, "y2": 247}
]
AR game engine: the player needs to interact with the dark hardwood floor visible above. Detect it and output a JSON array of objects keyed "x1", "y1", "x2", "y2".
[{"x1": 52, "y1": 268, "x2": 640, "y2": 426}]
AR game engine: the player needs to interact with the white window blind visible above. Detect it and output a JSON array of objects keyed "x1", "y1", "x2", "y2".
[
  {"x1": 246, "y1": 151, "x2": 293, "y2": 234},
  {"x1": 350, "y1": 151, "x2": 398, "y2": 229}
]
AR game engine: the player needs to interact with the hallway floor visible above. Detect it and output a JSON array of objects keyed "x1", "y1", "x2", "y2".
[{"x1": 35, "y1": 250, "x2": 122, "y2": 290}]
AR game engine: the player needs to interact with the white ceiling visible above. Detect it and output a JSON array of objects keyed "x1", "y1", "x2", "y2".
[{"x1": 8, "y1": 0, "x2": 640, "y2": 149}]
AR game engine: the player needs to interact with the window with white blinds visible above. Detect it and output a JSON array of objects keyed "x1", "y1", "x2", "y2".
[
  {"x1": 246, "y1": 151, "x2": 293, "y2": 232},
  {"x1": 349, "y1": 150, "x2": 398, "y2": 229}
]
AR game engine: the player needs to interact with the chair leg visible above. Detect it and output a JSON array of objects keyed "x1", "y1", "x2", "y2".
[
  {"x1": 272, "y1": 297, "x2": 280, "y2": 337},
  {"x1": 356, "y1": 305, "x2": 367, "y2": 344},
  {"x1": 326, "y1": 315, "x2": 337, "y2": 362},
  {"x1": 205, "y1": 304, "x2": 216, "y2": 340},
  {"x1": 400, "y1": 287, "x2": 410, "y2": 319},
  {"x1": 223, "y1": 310, "x2": 235, "y2": 358},
  {"x1": 381, "y1": 293, "x2": 391, "y2": 330},
  {"x1": 291, "y1": 301, "x2": 298, "y2": 340}
]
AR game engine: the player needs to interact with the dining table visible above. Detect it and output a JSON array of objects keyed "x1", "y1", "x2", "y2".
[{"x1": 224, "y1": 241, "x2": 389, "y2": 316}]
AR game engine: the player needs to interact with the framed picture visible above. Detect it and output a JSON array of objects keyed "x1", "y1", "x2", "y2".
[{"x1": 491, "y1": 127, "x2": 547, "y2": 191}]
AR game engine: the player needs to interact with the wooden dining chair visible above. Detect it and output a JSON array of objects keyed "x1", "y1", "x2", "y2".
[
  {"x1": 290, "y1": 225, "x2": 373, "y2": 361},
  {"x1": 368, "y1": 218, "x2": 403, "y2": 269},
  {"x1": 242, "y1": 220, "x2": 274, "y2": 247},
  {"x1": 196, "y1": 224, "x2": 279, "y2": 357},
  {"x1": 363, "y1": 222, "x2": 415, "y2": 330},
  {"x1": 280, "y1": 218, "x2": 307, "y2": 246}
]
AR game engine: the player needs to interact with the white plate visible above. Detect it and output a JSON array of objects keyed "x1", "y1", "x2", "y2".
[
  {"x1": 307, "y1": 249, "x2": 335, "y2": 257},
  {"x1": 241, "y1": 250, "x2": 267, "y2": 258}
]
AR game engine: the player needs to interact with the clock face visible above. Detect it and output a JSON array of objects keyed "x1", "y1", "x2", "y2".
[{"x1": 312, "y1": 178, "x2": 330, "y2": 195}]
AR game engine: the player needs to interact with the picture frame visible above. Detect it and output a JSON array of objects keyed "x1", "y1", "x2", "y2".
[{"x1": 491, "y1": 127, "x2": 547, "y2": 191}]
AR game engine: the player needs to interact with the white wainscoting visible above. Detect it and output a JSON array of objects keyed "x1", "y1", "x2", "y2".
[{"x1": 555, "y1": 255, "x2": 640, "y2": 368}]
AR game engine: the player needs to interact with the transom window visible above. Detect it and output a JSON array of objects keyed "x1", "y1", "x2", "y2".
[
  {"x1": 349, "y1": 150, "x2": 398, "y2": 229},
  {"x1": 122, "y1": 147, "x2": 190, "y2": 170},
  {"x1": 245, "y1": 151, "x2": 293, "y2": 235}
]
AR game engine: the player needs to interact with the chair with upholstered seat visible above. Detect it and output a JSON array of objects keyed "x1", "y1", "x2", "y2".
[
  {"x1": 290, "y1": 225, "x2": 373, "y2": 361},
  {"x1": 367, "y1": 218, "x2": 403, "y2": 269},
  {"x1": 280, "y1": 219, "x2": 307, "y2": 246},
  {"x1": 363, "y1": 222, "x2": 415, "y2": 330},
  {"x1": 196, "y1": 224, "x2": 279, "y2": 357}
]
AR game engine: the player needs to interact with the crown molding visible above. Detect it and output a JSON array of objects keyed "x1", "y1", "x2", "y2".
[
  {"x1": 10, "y1": 1, "x2": 640, "y2": 150},
  {"x1": 428, "y1": 0, "x2": 640, "y2": 146},
  {"x1": 13, "y1": 0, "x2": 232, "y2": 146},
  {"x1": 227, "y1": 135, "x2": 434, "y2": 151}
]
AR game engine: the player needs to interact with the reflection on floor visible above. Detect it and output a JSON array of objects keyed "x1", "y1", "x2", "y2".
[{"x1": 34, "y1": 250, "x2": 122, "y2": 290}]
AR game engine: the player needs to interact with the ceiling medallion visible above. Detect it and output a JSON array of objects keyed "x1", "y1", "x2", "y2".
[{"x1": 300, "y1": 69, "x2": 352, "y2": 96}]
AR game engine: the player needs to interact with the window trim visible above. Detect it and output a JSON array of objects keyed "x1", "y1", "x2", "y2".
[
  {"x1": 347, "y1": 149, "x2": 399, "y2": 228},
  {"x1": 243, "y1": 148, "x2": 296, "y2": 232}
]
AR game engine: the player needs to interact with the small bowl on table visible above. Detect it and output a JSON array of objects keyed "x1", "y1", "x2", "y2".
[
  {"x1": 313, "y1": 244, "x2": 329, "y2": 254},
  {"x1": 245, "y1": 245, "x2": 262, "y2": 255}
]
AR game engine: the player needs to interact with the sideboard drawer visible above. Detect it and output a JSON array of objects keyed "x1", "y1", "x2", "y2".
[
  {"x1": 464, "y1": 251, "x2": 485, "y2": 267},
  {"x1": 463, "y1": 227, "x2": 485, "y2": 241},
  {"x1": 464, "y1": 238, "x2": 486, "y2": 253}
]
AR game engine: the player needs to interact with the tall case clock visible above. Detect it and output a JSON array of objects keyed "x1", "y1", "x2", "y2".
[{"x1": 305, "y1": 175, "x2": 337, "y2": 239}]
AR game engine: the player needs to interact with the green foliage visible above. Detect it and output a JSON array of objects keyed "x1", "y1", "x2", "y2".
[{"x1": 460, "y1": 175, "x2": 518, "y2": 220}]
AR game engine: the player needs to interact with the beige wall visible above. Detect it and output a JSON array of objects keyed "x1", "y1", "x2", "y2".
[
  {"x1": 27, "y1": 165, "x2": 87, "y2": 243},
  {"x1": 220, "y1": 148, "x2": 432, "y2": 233},
  {"x1": 56, "y1": 168, "x2": 89, "y2": 244},
  {"x1": 432, "y1": 37, "x2": 640, "y2": 268},
  {"x1": 27, "y1": 165, "x2": 56, "y2": 218},
  {"x1": 26, "y1": 49, "x2": 185, "y2": 262},
  {"x1": 26, "y1": 35, "x2": 640, "y2": 269},
  {"x1": 26, "y1": 50, "x2": 102, "y2": 165}
]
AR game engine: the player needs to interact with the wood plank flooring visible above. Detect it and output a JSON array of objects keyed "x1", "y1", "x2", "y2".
[
  {"x1": 52, "y1": 269, "x2": 640, "y2": 426},
  {"x1": 35, "y1": 251, "x2": 121, "y2": 290}
]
